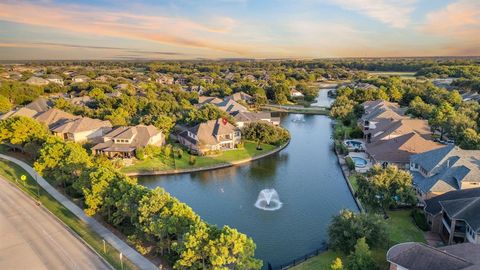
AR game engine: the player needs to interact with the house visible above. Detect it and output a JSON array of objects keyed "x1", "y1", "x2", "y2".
[
  {"x1": 364, "y1": 118, "x2": 433, "y2": 144},
  {"x1": 387, "y1": 242, "x2": 480, "y2": 270},
  {"x1": 229, "y1": 91, "x2": 253, "y2": 104},
  {"x1": 72, "y1": 75, "x2": 90, "y2": 83},
  {"x1": 69, "y1": 96, "x2": 94, "y2": 107},
  {"x1": 232, "y1": 111, "x2": 280, "y2": 128},
  {"x1": 177, "y1": 119, "x2": 241, "y2": 155},
  {"x1": 200, "y1": 76, "x2": 214, "y2": 84},
  {"x1": 196, "y1": 96, "x2": 249, "y2": 114},
  {"x1": 25, "y1": 76, "x2": 49, "y2": 86},
  {"x1": 0, "y1": 107, "x2": 39, "y2": 120},
  {"x1": 360, "y1": 100, "x2": 405, "y2": 131},
  {"x1": 410, "y1": 145, "x2": 480, "y2": 199},
  {"x1": 290, "y1": 89, "x2": 304, "y2": 98},
  {"x1": 243, "y1": 74, "x2": 256, "y2": 81},
  {"x1": 46, "y1": 74, "x2": 64, "y2": 85},
  {"x1": 215, "y1": 98, "x2": 249, "y2": 114},
  {"x1": 92, "y1": 125, "x2": 164, "y2": 158},
  {"x1": 95, "y1": 75, "x2": 113, "y2": 82},
  {"x1": 34, "y1": 108, "x2": 79, "y2": 129},
  {"x1": 366, "y1": 132, "x2": 442, "y2": 169},
  {"x1": 25, "y1": 97, "x2": 51, "y2": 113},
  {"x1": 156, "y1": 74, "x2": 174, "y2": 85},
  {"x1": 51, "y1": 117, "x2": 112, "y2": 142},
  {"x1": 424, "y1": 188, "x2": 480, "y2": 244}
]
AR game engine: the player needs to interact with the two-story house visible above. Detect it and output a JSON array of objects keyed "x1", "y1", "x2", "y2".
[
  {"x1": 178, "y1": 119, "x2": 241, "y2": 155},
  {"x1": 410, "y1": 145, "x2": 480, "y2": 199},
  {"x1": 92, "y1": 125, "x2": 165, "y2": 158}
]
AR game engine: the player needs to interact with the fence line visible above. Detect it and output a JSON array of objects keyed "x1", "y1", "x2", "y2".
[{"x1": 271, "y1": 242, "x2": 327, "y2": 270}]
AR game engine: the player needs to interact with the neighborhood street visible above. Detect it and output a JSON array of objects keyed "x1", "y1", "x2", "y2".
[{"x1": 0, "y1": 177, "x2": 111, "y2": 270}]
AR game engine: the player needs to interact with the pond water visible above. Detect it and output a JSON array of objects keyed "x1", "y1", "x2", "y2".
[
  {"x1": 312, "y1": 87, "x2": 335, "y2": 107},
  {"x1": 140, "y1": 113, "x2": 359, "y2": 268}
]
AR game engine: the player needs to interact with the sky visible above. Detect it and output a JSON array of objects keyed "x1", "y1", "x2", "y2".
[{"x1": 0, "y1": 0, "x2": 479, "y2": 60}]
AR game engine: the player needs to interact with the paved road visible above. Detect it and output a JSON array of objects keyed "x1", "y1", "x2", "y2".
[
  {"x1": 0, "y1": 154, "x2": 161, "y2": 270},
  {"x1": 0, "y1": 177, "x2": 111, "y2": 270}
]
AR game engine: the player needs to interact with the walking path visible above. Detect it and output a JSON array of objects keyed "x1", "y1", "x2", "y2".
[{"x1": 0, "y1": 154, "x2": 160, "y2": 270}]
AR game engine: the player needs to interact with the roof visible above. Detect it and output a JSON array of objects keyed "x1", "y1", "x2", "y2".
[
  {"x1": 179, "y1": 119, "x2": 239, "y2": 146},
  {"x1": 25, "y1": 76, "x2": 49, "y2": 85},
  {"x1": 52, "y1": 117, "x2": 112, "y2": 134},
  {"x1": 412, "y1": 146, "x2": 480, "y2": 194},
  {"x1": 424, "y1": 188, "x2": 480, "y2": 216},
  {"x1": 215, "y1": 98, "x2": 249, "y2": 113},
  {"x1": 47, "y1": 74, "x2": 63, "y2": 80},
  {"x1": 440, "y1": 197, "x2": 480, "y2": 232},
  {"x1": 230, "y1": 91, "x2": 253, "y2": 102},
  {"x1": 198, "y1": 96, "x2": 223, "y2": 106},
  {"x1": 34, "y1": 108, "x2": 79, "y2": 128},
  {"x1": 367, "y1": 132, "x2": 443, "y2": 163},
  {"x1": 25, "y1": 97, "x2": 51, "y2": 113},
  {"x1": 0, "y1": 107, "x2": 39, "y2": 120},
  {"x1": 387, "y1": 242, "x2": 475, "y2": 270},
  {"x1": 232, "y1": 111, "x2": 272, "y2": 122},
  {"x1": 92, "y1": 125, "x2": 162, "y2": 152}
]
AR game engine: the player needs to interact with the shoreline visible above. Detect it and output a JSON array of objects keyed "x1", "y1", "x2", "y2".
[{"x1": 124, "y1": 140, "x2": 290, "y2": 177}]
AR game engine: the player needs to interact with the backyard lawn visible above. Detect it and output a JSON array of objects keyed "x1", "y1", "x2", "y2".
[
  {"x1": 0, "y1": 159, "x2": 139, "y2": 270},
  {"x1": 292, "y1": 209, "x2": 426, "y2": 270},
  {"x1": 121, "y1": 141, "x2": 278, "y2": 174}
]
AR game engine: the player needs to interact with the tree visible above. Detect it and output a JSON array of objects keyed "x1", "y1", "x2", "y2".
[
  {"x1": 356, "y1": 165, "x2": 416, "y2": 212},
  {"x1": 34, "y1": 137, "x2": 93, "y2": 195},
  {"x1": 242, "y1": 122, "x2": 290, "y2": 146},
  {"x1": 330, "y1": 257, "x2": 343, "y2": 270},
  {"x1": 429, "y1": 102, "x2": 455, "y2": 140},
  {"x1": 328, "y1": 210, "x2": 387, "y2": 253},
  {"x1": 81, "y1": 166, "x2": 120, "y2": 216},
  {"x1": 0, "y1": 95, "x2": 13, "y2": 114},
  {"x1": 330, "y1": 95, "x2": 356, "y2": 120},
  {"x1": 0, "y1": 116, "x2": 48, "y2": 146},
  {"x1": 154, "y1": 115, "x2": 175, "y2": 136},
  {"x1": 346, "y1": 238, "x2": 378, "y2": 270}
]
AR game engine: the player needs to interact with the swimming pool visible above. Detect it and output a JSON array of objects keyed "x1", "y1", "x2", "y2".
[{"x1": 351, "y1": 156, "x2": 368, "y2": 168}]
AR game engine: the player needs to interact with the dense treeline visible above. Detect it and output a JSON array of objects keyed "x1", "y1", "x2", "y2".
[
  {"x1": 330, "y1": 76, "x2": 480, "y2": 149},
  {"x1": 0, "y1": 116, "x2": 262, "y2": 269}
]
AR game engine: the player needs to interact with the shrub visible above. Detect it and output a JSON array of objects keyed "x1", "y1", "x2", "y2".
[
  {"x1": 349, "y1": 127, "x2": 364, "y2": 139},
  {"x1": 334, "y1": 140, "x2": 348, "y2": 155},
  {"x1": 144, "y1": 145, "x2": 162, "y2": 157},
  {"x1": 412, "y1": 208, "x2": 429, "y2": 231},
  {"x1": 136, "y1": 147, "x2": 145, "y2": 160},
  {"x1": 345, "y1": 156, "x2": 356, "y2": 171},
  {"x1": 237, "y1": 141, "x2": 245, "y2": 149},
  {"x1": 189, "y1": 155, "x2": 196, "y2": 165}
]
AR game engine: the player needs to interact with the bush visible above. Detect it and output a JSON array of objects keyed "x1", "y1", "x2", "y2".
[
  {"x1": 334, "y1": 140, "x2": 348, "y2": 155},
  {"x1": 136, "y1": 147, "x2": 145, "y2": 160},
  {"x1": 237, "y1": 141, "x2": 245, "y2": 149},
  {"x1": 144, "y1": 145, "x2": 162, "y2": 157},
  {"x1": 345, "y1": 156, "x2": 356, "y2": 171},
  {"x1": 349, "y1": 127, "x2": 364, "y2": 139},
  {"x1": 189, "y1": 155, "x2": 196, "y2": 165},
  {"x1": 412, "y1": 209, "x2": 429, "y2": 231}
]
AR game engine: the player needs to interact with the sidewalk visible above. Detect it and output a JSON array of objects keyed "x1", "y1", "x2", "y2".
[{"x1": 0, "y1": 154, "x2": 160, "y2": 270}]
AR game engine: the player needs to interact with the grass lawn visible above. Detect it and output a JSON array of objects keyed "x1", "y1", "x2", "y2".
[
  {"x1": 348, "y1": 174, "x2": 359, "y2": 192},
  {"x1": 122, "y1": 141, "x2": 278, "y2": 174},
  {"x1": 291, "y1": 209, "x2": 426, "y2": 270},
  {"x1": 0, "y1": 159, "x2": 138, "y2": 270}
]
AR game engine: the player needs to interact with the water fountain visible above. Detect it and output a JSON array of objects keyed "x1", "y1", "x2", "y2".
[{"x1": 255, "y1": 189, "x2": 283, "y2": 211}]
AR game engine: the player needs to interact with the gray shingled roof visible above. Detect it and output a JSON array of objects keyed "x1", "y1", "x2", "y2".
[
  {"x1": 412, "y1": 146, "x2": 480, "y2": 194},
  {"x1": 178, "y1": 119, "x2": 239, "y2": 146},
  {"x1": 441, "y1": 197, "x2": 480, "y2": 232},
  {"x1": 387, "y1": 242, "x2": 474, "y2": 270},
  {"x1": 424, "y1": 188, "x2": 480, "y2": 215},
  {"x1": 411, "y1": 145, "x2": 456, "y2": 173}
]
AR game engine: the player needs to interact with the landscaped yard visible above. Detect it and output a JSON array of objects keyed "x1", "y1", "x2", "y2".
[
  {"x1": 291, "y1": 209, "x2": 426, "y2": 270},
  {"x1": 121, "y1": 141, "x2": 278, "y2": 174},
  {"x1": 0, "y1": 159, "x2": 138, "y2": 270}
]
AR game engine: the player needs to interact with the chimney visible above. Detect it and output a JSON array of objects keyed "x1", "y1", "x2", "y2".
[{"x1": 446, "y1": 159, "x2": 450, "y2": 168}]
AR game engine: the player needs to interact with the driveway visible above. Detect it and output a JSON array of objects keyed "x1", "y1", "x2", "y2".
[{"x1": 0, "y1": 177, "x2": 111, "y2": 270}]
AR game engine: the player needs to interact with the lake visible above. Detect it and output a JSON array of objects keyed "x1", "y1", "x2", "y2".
[{"x1": 140, "y1": 112, "x2": 358, "y2": 268}]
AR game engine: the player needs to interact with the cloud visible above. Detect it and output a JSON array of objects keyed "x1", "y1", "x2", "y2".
[
  {"x1": 0, "y1": 41, "x2": 187, "y2": 55},
  {"x1": 326, "y1": 0, "x2": 416, "y2": 28},
  {"x1": 0, "y1": 1, "x2": 245, "y2": 55},
  {"x1": 421, "y1": 0, "x2": 480, "y2": 55}
]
